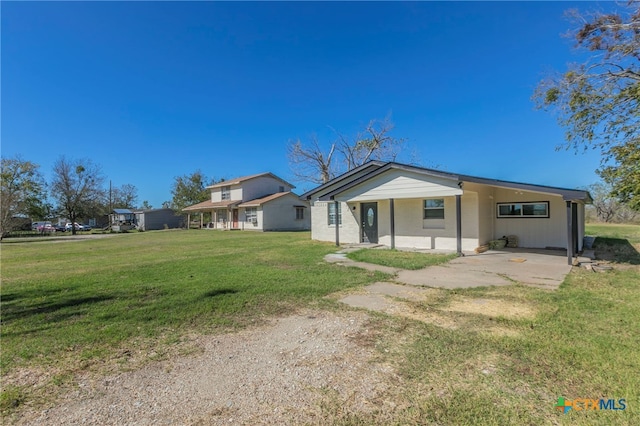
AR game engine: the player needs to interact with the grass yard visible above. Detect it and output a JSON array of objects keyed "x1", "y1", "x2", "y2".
[
  {"x1": 347, "y1": 248, "x2": 457, "y2": 270},
  {"x1": 321, "y1": 223, "x2": 640, "y2": 425},
  {"x1": 0, "y1": 230, "x2": 388, "y2": 414},
  {"x1": 2, "y1": 224, "x2": 639, "y2": 424}
]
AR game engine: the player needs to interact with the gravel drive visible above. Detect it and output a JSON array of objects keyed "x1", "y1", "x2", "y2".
[{"x1": 14, "y1": 310, "x2": 398, "y2": 425}]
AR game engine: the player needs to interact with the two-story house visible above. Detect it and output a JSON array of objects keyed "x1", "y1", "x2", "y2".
[{"x1": 183, "y1": 172, "x2": 310, "y2": 231}]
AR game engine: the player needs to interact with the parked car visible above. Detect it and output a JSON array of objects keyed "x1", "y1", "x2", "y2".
[
  {"x1": 65, "y1": 222, "x2": 86, "y2": 231},
  {"x1": 54, "y1": 224, "x2": 67, "y2": 232},
  {"x1": 32, "y1": 221, "x2": 52, "y2": 231},
  {"x1": 37, "y1": 224, "x2": 56, "y2": 233}
]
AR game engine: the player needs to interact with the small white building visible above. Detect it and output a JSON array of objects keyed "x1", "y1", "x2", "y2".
[
  {"x1": 302, "y1": 161, "x2": 592, "y2": 265},
  {"x1": 182, "y1": 172, "x2": 310, "y2": 232}
]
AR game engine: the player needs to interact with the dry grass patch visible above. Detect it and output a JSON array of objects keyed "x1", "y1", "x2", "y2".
[{"x1": 446, "y1": 297, "x2": 536, "y2": 320}]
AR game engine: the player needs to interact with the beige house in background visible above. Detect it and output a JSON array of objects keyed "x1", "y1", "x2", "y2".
[
  {"x1": 183, "y1": 172, "x2": 310, "y2": 231},
  {"x1": 302, "y1": 161, "x2": 592, "y2": 265}
]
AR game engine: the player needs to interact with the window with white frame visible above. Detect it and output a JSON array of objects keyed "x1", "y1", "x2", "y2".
[
  {"x1": 328, "y1": 203, "x2": 342, "y2": 225},
  {"x1": 244, "y1": 207, "x2": 258, "y2": 225},
  {"x1": 221, "y1": 186, "x2": 231, "y2": 200},
  {"x1": 245, "y1": 207, "x2": 258, "y2": 224},
  {"x1": 295, "y1": 207, "x2": 304, "y2": 220},
  {"x1": 497, "y1": 202, "x2": 549, "y2": 218},
  {"x1": 424, "y1": 199, "x2": 445, "y2": 219}
]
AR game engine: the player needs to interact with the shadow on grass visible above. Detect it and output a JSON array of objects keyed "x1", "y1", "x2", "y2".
[
  {"x1": 202, "y1": 288, "x2": 238, "y2": 298},
  {"x1": 594, "y1": 237, "x2": 640, "y2": 264},
  {"x1": 1, "y1": 295, "x2": 115, "y2": 322}
]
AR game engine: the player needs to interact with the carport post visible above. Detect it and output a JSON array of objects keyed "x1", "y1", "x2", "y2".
[
  {"x1": 334, "y1": 200, "x2": 340, "y2": 247},
  {"x1": 456, "y1": 194, "x2": 462, "y2": 256},
  {"x1": 566, "y1": 201, "x2": 573, "y2": 265},
  {"x1": 389, "y1": 198, "x2": 395, "y2": 249}
]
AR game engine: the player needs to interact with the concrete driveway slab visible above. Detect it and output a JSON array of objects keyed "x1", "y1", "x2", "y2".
[{"x1": 396, "y1": 249, "x2": 571, "y2": 290}]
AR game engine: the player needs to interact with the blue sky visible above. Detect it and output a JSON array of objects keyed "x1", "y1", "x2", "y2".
[{"x1": 3, "y1": 1, "x2": 611, "y2": 208}]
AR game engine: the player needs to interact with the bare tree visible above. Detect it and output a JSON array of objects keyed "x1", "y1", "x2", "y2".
[
  {"x1": 287, "y1": 135, "x2": 337, "y2": 184},
  {"x1": 112, "y1": 184, "x2": 138, "y2": 209},
  {"x1": 589, "y1": 182, "x2": 638, "y2": 223},
  {"x1": 51, "y1": 157, "x2": 105, "y2": 235},
  {"x1": 0, "y1": 156, "x2": 47, "y2": 238},
  {"x1": 336, "y1": 116, "x2": 406, "y2": 171},
  {"x1": 287, "y1": 116, "x2": 408, "y2": 184}
]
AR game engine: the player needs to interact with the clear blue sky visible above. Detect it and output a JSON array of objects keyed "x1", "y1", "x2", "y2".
[{"x1": 3, "y1": 1, "x2": 610, "y2": 208}]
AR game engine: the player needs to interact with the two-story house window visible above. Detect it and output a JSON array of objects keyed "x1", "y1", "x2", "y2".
[{"x1": 221, "y1": 186, "x2": 231, "y2": 200}]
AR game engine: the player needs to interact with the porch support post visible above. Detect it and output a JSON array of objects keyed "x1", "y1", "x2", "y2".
[
  {"x1": 566, "y1": 201, "x2": 573, "y2": 265},
  {"x1": 334, "y1": 200, "x2": 340, "y2": 247},
  {"x1": 389, "y1": 198, "x2": 395, "y2": 249},
  {"x1": 199, "y1": 212, "x2": 203, "y2": 229},
  {"x1": 187, "y1": 213, "x2": 190, "y2": 229},
  {"x1": 456, "y1": 194, "x2": 462, "y2": 256}
]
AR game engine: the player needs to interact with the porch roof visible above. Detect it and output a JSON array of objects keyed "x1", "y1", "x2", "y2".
[
  {"x1": 182, "y1": 199, "x2": 241, "y2": 212},
  {"x1": 238, "y1": 192, "x2": 291, "y2": 207}
]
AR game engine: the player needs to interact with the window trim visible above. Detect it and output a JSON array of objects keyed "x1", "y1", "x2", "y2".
[
  {"x1": 245, "y1": 207, "x2": 258, "y2": 224},
  {"x1": 295, "y1": 206, "x2": 304, "y2": 220},
  {"x1": 221, "y1": 186, "x2": 231, "y2": 200},
  {"x1": 423, "y1": 198, "x2": 445, "y2": 220},
  {"x1": 496, "y1": 201, "x2": 550, "y2": 218},
  {"x1": 327, "y1": 203, "x2": 342, "y2": 226}
]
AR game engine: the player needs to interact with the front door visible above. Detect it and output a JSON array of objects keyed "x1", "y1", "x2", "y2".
[
  {"x1": 361, "y1": 202, "x2": 378, "y2": 243},
  {"x1": 232, "y1": 209, "x2": 239, "y2": 229}
]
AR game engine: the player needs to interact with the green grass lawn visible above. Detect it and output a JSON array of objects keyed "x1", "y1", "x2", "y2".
[
  {"x1": 2, "y1": 225, "x2": 639, "y2": 424},
  {"x1": 347, "y1": 248, "x2": 457, "y2": 270},
  {"x1": 0, "y1": 231, "x2": 388, "y2": 413},
  {"x1": 323, "y1": 223, "x2": 640, "y2": 425}
]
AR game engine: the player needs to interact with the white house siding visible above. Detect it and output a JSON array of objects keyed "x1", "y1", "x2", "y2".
[
  {"x1": 242, "y1": 177, "x2": 292, "y2": 201},
  {"x1": 262, "y1": 195, "x2": 310, "y2": 231},
  {"x1": 240, "y1": 207, "x2": 263, "y2": 231},
  {"x1": 211, "y1": 185, "x2": 243, "y2": 202},
  {"x1": 311, "y1": 195, "x2": 479, "y2": 251},
  {"x1": 310, "y1": 201, "x2": 360, "y2": 244},
  {"x1": 334, "y1": 169, "x2": 462, "y2": 202},
  {"x1": 467, "y1": 183, "x2": 495, "y2": 246},
  {"x1": 493, "y1": 188, "x2": 567, "y2": 249},
  {"x1": 376, "y1": 194, "x2": 478, "y2": 251}
]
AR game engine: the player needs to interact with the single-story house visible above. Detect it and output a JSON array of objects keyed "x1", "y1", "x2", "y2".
[
  {"x1": 183, "y1": 172, "x2": 310, "y2": 231},
  {"x1": 302, "y1": 161, "x2": 592, "y2": 265},
  {"x1": 134, "y1": 208, "x2": 182, "y2": 231}
]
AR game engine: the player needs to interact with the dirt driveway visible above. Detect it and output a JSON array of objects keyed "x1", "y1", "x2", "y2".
[{"x1": 13, "y1": 311, "x2": 397, "y2": 425}]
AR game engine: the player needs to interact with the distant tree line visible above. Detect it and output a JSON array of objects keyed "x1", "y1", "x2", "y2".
[{"x1": 0, "y1": 156, "x2": 141, "y2": 238}]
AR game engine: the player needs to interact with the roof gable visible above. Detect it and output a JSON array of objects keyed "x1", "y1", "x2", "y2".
[
  {"x1": 207, "y1": 172, "x2": 294, "y2": 189},
  {"x1": 306, "y1": 161, "x2": 591, "y2": 202}
]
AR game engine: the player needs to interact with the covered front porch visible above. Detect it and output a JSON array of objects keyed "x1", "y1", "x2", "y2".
[{"x1": 182, "y1": 200, "x2": 242, "y2": 230}]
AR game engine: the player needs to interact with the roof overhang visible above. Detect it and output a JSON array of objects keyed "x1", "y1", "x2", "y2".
[{"x1": 303, "y1": 161, "x2": 592, "y2": 204}]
